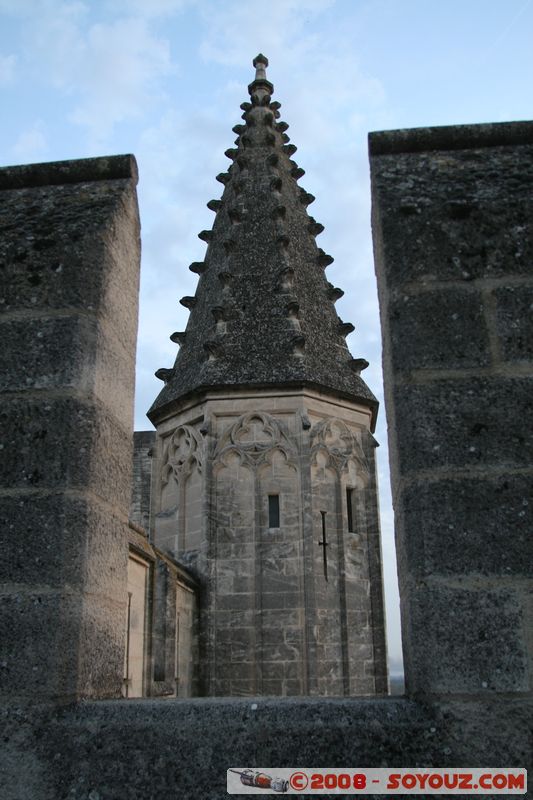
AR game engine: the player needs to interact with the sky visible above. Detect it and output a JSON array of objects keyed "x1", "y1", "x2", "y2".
[{"x1": 2, "y1": 0, "x2": 532, "y2": 674}]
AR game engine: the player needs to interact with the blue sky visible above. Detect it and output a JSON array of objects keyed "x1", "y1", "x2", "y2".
[{"x1": 2, "y1": 0, "x2": 532, "y2": 672}]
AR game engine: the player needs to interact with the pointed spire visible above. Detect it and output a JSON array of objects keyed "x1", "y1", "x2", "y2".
[{"x1": 148, "y1": 56, "x2": 377, "y2": 427}]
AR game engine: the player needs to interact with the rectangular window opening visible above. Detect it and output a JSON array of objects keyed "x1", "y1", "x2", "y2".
[
  {"x1": 268, "y1": 494, "x2": 280, "y2": 528},
  {"x1": 346, "y1": 488, "x2": 355, "y2": 533}
]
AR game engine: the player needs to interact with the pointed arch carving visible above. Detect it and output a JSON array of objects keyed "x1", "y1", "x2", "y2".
[
  {"x1": 214, "y1": 411, "x2": 298, "y2": 471},
  {"x1": 161, "y1": 424, "x2": 204, "y2": 488},
  {"x1": 310, "y1": 417, "x2": 369, "y2": 476}
]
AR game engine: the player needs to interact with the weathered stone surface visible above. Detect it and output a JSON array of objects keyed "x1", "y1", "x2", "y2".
[
  {"x1": 1, "y1": 697, "x2": 531, "y2": 800},
  {"x1": 371, "y1": 120, "x2": 533, "y2": 701},
  {"x1": 393, "y1": 377, "x2": 533, "y2": 474},
  {"x1": 0, "y1": 590, "x2": 125, "y2": 702},
  {"x1": 494, "y1": 285, "x2": 533, "y2": 362},
  {"x1": 0, "y1": 315, "x2": 97, "y2": 392},
  {"x1": 0, "y1": 493, "x2": 127, "y2": 589},
  {"x1": 0, "y1": 154, "x2": 140, "y2": 704},
  {"x1": 401, "y1": 585, "x2": 528, "y2": 695},
  {"x1": 388, "y1": 289, "x2": 490, "y2": 371},
  {"x1": 370, "y1": 127, "x2": 533, "y2": 289},
  {"x1": 0, "y1": 396, "x2": 133, "y2": 507},
  {"x1": 400, "y1": 475, "x2": 532, "y2": 577},
  {"x1": 0, "y1": 153, "x2": 137, "y2": 190},
  {"x1": 131, "y1": 430, "x2": 156, "y2": 531},
  {"x1": 1, "y1": 181, "x2": 136, "y2": 321}
]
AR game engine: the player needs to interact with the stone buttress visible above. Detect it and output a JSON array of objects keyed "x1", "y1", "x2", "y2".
[{"x1": 147, "y1": 56, "x2": 388, "y2": 697}]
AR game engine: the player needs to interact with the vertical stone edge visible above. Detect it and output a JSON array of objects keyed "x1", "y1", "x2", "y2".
[
  {"x1": 369, "y1": 125, "x2": 533, "y2": 700},
  {"x1": 0, "y1": 156, "x2": 141, "y2": 705}
]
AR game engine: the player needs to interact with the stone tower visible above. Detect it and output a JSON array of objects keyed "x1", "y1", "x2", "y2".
[{"x1": 147, "y1": 55, "x2": 388, "y2": 697}]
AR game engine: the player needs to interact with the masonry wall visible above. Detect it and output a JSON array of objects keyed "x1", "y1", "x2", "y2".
[
  {"x1": 369, "y1": 121, "x2": 533, "y2": 700},
  {"x1": 0, "y1": 155, "x2": 140, "y2": 704},
  {"x1": 131, "y1": 429, "x2": 156, "y2": 532}
]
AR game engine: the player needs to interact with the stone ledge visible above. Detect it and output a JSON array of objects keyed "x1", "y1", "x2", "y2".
[
  {"x1": 369, "y1": 120, "x2": 533, "y2": 155},
  {"x1": 0, "y1": 154, "x2": 138, "y2": 191},
  {"x1": 1, "y1": 698, "x2": 530, "y2": 800}
]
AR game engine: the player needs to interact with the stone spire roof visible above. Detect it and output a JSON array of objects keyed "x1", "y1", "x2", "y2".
[{"x1": 148, "y1": 55, "x2": 377, "y2": 425}]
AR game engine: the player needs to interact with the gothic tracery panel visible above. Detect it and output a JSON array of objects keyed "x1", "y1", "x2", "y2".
[
  {"x1": 160, "y1": 424, "x2": 203, "y2": 508},
  {"x1": 310, "y1": 417, "x2": 369, "y2": 479},
  {"x1": 214, "y1": 411, "x2": 297, "y2": 471}
]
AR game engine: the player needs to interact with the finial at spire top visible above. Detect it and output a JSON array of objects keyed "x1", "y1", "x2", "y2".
[
  {"x1": 253, "y1": 53, "x2": 269, "y2": 79},
  {"x1": 248, "y1": 53, "x2": 273, "y2": 99}
]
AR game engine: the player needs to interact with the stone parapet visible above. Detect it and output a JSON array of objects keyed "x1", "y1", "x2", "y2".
[
  {"x1": 369, "y1": 120, "x2": 533, "y2": 699},
  {"x1": 0, "y1": 155, "x2": 140, "y2": 704},
  {"x1": 1, "y1": 697, "x2": 530, "y2": 799}
]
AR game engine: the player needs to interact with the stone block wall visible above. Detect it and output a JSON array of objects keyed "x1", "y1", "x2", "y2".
[
  {"x1": 131, "y1": 429, "x2": 156, "y2": 532},
  {"x1": 0, "y1": 155, "x2": 140, "y2": 704},
  {"x1": 369, "y1": 121, "x2": 533, "y2": 699},
  {"x1": 151, "y1": 388, "x2": 387, "y2": 697}
]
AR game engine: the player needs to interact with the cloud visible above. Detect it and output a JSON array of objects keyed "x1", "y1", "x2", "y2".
[
  {"x1": 198, "y1": 0, "x2": 335, "y2": 66},
  {"x1": 11, "y1": 121, "x2": 47, "y2": 161},
  {"x1": 0, "y1": 53, "x2": 16, "y2": 85},
  {"x1": 105, "y1": 0, "x2": 193, "y2": 18},
  {"x1": 14, "y1": 1, "x2": 178, "y2": 145},
  {"x1": 67, "y1": 17, "x2": 175, "y2": 142}
]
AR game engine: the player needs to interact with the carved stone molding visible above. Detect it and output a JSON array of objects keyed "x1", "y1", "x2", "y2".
[
  {"x1": 161, "y1": 424, "x2": 203, "y2": 488},
  {"x1": 214, "y1": 411, "x2": 297, "y2": 471},
  {"x1": 310, "y1": 417, "x2": 369, "y2": 476}
]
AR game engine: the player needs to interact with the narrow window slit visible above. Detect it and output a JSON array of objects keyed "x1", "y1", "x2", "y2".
[
  {"x1": 268, "y1": 494, "x2": 280, "y2": 528},
  {"x1": 346, "y1": 488, "x2": 355, "y2": 533}
]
